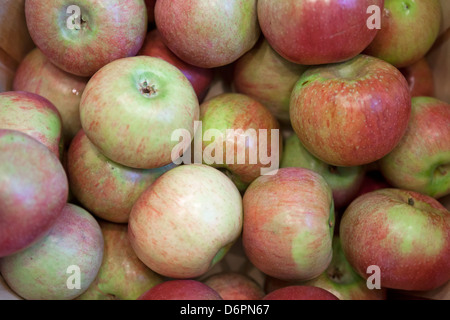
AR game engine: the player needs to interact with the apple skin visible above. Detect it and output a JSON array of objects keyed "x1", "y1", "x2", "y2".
[
  {"x1": 155, "y1": 0, "x2": 260, "y2": 68},
  {"x1": 128, "y1": 164, "x2": 243, "y2": 279},
  {"x1": 364, "y1": 0, "x2": 442, "y2": 68},
  {"x1": 0, "y1": 204, "x2": 104, "y2": 300},
  {"x1": 233, "y1": 39, "x2": 307, "y2": 123},
  {"x1": 281, "y1": 134, "x2": 365, "y2": 209},
  {"x1": 257, "y1": 0, "x2": 383, "y2": 65},
  {"x1": 203, "y1": 272, "x2": 265, "y2": 300},
  {"x1": 13, "y1": 48, "x2": 89, "y2": 142},
  {"x1": 340, "y1": 188, "x2": 450, "y2": 291},
  {"x1": 138, "y1": 29, "x2": 214, "y2": 102},
  {"x1": 290, "y1": 54, "x2": 411, "y2": 167},
  {"x1": 243, "y1": 167, "x2": 335, "y2": 281},
  {"x1": 80, "y1": 56, "x2": 199, "y2": 169},
  {"x1": 0, "y1": 91, "x2": 63, "y2": 158},
  {"x1": 263, "y1": 286, "x2": 339, "y2": 300},
  {"x1": 25, "y1": 0, "x2": 147, "y2": 77},
  {"x1": 0, "y1": 129, "x2": 68, "y2": 258},
  {"x1": 138, "y1": 280, "x2": 222, "y2": 300},
  {"x1": 67, "y1": 130, "x2": 176, "y2": 223},
  {"x1": 77, "y1": 221, "x2": 163, "y2": 300},
  {"x1": 399, "y1": 58, "x2": 435, "y2": 97},
  {"x1": 379, "y1": 97, "x2": 450, "y2": 198},
  {"x1": 200, "y1": 93, "x2": 281, "y2": 192}
]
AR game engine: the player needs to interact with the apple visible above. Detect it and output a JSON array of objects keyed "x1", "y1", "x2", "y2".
[
  {"x1": 13, "y1": 48, "x2": 89, "y2": 142},
  {"x1": 354, "y1": 170, "x2": 392, "y2": 199},
  {"x1": 301, "y1": 237, "x2": 387, "y2": 300},
  {"x1": 281, "y1": 134, "x2": 365, "y2": 208},
  {"x1": 77, "y1": 220, "x2": 163, "y2": 300},
  {"x1": 25, "y1": 0, "x2": 147, "y2": 77},
  {"x1": 379, "y1": 97, "x2": 450, "y2": 198},
  {"x1": 0, "y1": 129, "x2": 68, "y2": 258},
  {"x1": 257, "y1": 0, "x2": 383, "y2": 65},
  {"x1": 155, "y1": 0, "x2": 260, "y2": 68},
  {"x1": 128, "y1": 164, "x2": 243, "y2": 279},
  {"x1": 0, "y1": 91, "x2": 63, "y2": 158},
  {"x1": 67, "y1": 130, "x2": 176, "y2": 223},
  {"x1": 399, "y1": 58, "x2": 435, "y2": 97},
  {"x1": 80, "y1": 56, "x2": 199, "y2": 169},
  {"x1": 138, "y1": 29, "x2": 214, "y2": 102},
  {"x1": 199, "y1": 93, "x2": 281, "y2": 192},
  {"x1": 0, "y1": 204, "x2": 104, "y2": 300},
  {"x1": 139, "y1": 280, "x2": 222, "y2": 300},
  {"x1": 364, "y1": 0, "x2": 442, "y2": 68},
  {"x1": 290, "y1": 54, "x2": 411, "y2": 167},
  {"x1": 243, "y1": 167, "x2": 335, "y2": 281},
  {"x1": 340, "y1": 188, "x2": 450, "y2": 291},
  {"x1": 203, "y1": 272, "x2": 265, "y2": 300},
  {"x1": 263, "y1": 286, "x2": 339, "y2": 300},
  {"x1": 233, "y1": 38, "x2": 307, "y2": 123}
]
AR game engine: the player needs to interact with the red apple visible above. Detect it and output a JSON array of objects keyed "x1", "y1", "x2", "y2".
[
  {"x1": 0, "y1": 91, "x2": 63, "y2": 158},
  {"x1": 78, "y1": 221, "x2": 163, "y2": 300},
  {"x1": 203, "y1": 272, "x2": 265, "y2": 300},
  {"x1": 155, "y1": 0, "x2": 260, "y2": 68},
  {"x1": 243, "y1": 168, "x2": 335, "y2": 281},
  {"x1": 139, "y1": 280, "x2": 222, "y2": 300},
  {"x1": 233, "y1": 38, "x2": 307, "y2": 123},
  {"x1": 257, "y1": 0, "x2": 383, "y2": 65},
  {"x1": 364, "y1": 0, "x2": 442, "y2": 68},
  {"x1": 379, "y1": 97, "x2": 450, "y2": 198},
  {"x1": 0, "y1": 204, "x2": 104, "y2": 300},
  {"x1": 80, "y1": 56, "x2": 199, "y2": 169},
  {"x1": 139, "y1": 29, "x2": 214, "y2": 102},
  {"x1": 340, "y1": 188, "x2": 450, "y2": 291},
  {"x1": 263, "y1": 286, "x2": 339, "y2": 300},
  {"x1": 145, "y1": 0, "x2": 156, "y2": 24},
  {"x1": 399, "y1": 58, "x2": 435, "y2": 97},
  {"x1": 67, "y1": 130, "x2": 176, "y2": 223},
  {"x1": 0, "y1": 129, "x2": 68, "y2": 258},
  {"x1": 199, "y1": 93, "x2": 281, "y2": 192},
  {"x1": 13, "y1": 48, "x2": 89, "y2": 142},
  {"x1": 25, "y1": 0, "x2": 147, "y2": 76},
  {"x1": 128, "y1": 164, "x2": 243, "y2": 279},
  {"x1": 290, "y1": 54, "x2": 411, "y2": 167}
]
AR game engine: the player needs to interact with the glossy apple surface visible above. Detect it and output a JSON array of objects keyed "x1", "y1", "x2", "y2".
[
  {"x1": 0, "y1": 130, "x2": 68, "y2": 258},
  {"x1": 257, "y1": 0, "x2": 383, "y2": 65},
  {"x1": 200, "y1": 93, "x2": 281, "y2": 192},
  {"x1": 78, "y1": 221, "x2": 163, "y2": 300},
  {"x1": 379, "y1": 97, "x2": 450, "y2": 198},
  {"x1": 243, "y1": 168, "x2": 334, "y2": 281},
  {"x1": 233, "y1": 39, "x2": 306, "y2": 123},
  {"x1": 0, "y1": 91, "x2": 62, "y2": 158},
  {"x1": 139, "y1": 280, "x2": 222, "y2": 300},
  {"x1": 139, "y1": 29, "x2": 214, "y2": 102},
  {"x1": 0, "y1": 204, "x2": 104, "y2": 300},
  {"x1": 155, "y1": 0, "x2": 260, "y2": 68},
  {"x1": 364, "y1": 0, "x2": 442, "y2": 68},
  {"x1": 281, "y1": 134, "x2": 365, "y2": 208},
  {"x1": 128, "y1": 164, "x2": 243, "y2": 279},
  {"x1": 67, "y1": 130, "x2": 176, "y2": 223},
  {"x1": 25, "y1": 0, "x2": 147, "y2": 76},
  {"x1": 13, "y1": 48, "x2": 89, "y2": 142},
  {"x1": 340, "y1": 188, "x2": 450, "y2": 291},
  {"x1": 80, "y1": 56, "x2": 199, "y2": 169},
  {"x1": 290, "y1": 54, "x2": 411, "y2": 167}
]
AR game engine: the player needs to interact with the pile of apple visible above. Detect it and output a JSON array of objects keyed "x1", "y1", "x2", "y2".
[{"x1": 0, "y1": 0, "x2": 449, "y2": 301}]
